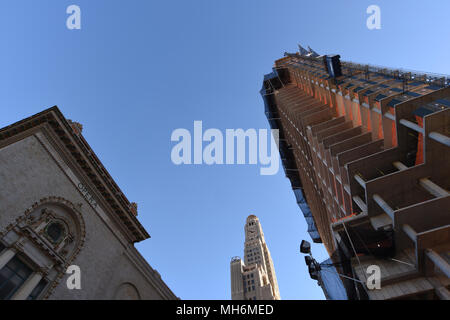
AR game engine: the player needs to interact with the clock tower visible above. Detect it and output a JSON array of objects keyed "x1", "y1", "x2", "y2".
[{"x1": 230, "y1": 215, "x2": 281, "y2": 300}]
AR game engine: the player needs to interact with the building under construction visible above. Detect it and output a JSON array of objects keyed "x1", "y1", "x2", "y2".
[{"x1": 261, "y1": 46, "x2": 450, "y2": 300}]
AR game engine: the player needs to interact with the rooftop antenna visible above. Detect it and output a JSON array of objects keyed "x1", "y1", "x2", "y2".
[
  {"x1": 298, "y1": 44, "x2": 309, "y2": 56},
  {"x1": 307, "y1": 46, "x2": 320, "y2": 58}
]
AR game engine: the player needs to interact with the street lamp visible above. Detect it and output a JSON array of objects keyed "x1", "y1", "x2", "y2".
[
  {"x1": 299, "y1": 240, "x2": 321, "y2": 281},
  {"x1": 300, "y1": 240, "x2": 311, "y2": 254}
]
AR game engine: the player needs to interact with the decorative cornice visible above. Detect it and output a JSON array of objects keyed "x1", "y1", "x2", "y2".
[{"x1": 0, "y1": 107, "x2": 149, "y2": 242}]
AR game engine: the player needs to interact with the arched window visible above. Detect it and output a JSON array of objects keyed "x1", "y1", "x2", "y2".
[{"x1": 114, "y1": 283, "x2": 141, "y2": 300}]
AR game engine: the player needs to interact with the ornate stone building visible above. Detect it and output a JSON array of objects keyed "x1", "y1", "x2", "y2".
[
  {"x1": 0, "y1": 106, "x2": 177, "y2": 300},
  {"x1": 230, "y1": 215, "x2": 281, "y2": 300}
]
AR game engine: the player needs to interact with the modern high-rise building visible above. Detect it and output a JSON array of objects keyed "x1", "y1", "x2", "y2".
[
  {"x1": 230, "y1": 215, "x2": 281, "y2": 300},
  {"x1": 261, "y1": 46, "x2": 449, "y2": 300}
]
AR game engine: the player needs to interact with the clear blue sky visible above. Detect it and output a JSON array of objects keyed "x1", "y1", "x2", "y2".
[{"x1": 1, "y1": 1, "x2": 449, "y2": 300}]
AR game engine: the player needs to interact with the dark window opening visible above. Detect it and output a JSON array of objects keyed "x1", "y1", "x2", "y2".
[
  {"x1": 46, "y1": 222, "x2": 64, "y2": 243},
  {"x1": 0, "y1": 256, "x2": 32, "y2": 300},
  {"x1": 27, "y1": 278, "x2": 48, "y2": 300},
  {"x1": 404, "y1": 128, "x2": 419, "y2": 167}
]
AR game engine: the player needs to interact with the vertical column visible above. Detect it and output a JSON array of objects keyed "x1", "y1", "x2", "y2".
[
  {"x1": 11, "y1": 272, "x2": 43, "y2": 300},
  {"x1": 382, "y1": 116, "x2": 395, "y2": 148},
  {"x1": 0, "y1": 248, "x2": 16, "y2": 270}
]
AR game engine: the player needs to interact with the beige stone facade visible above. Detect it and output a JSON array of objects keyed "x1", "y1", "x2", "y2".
[
  {"x1": 0, "y1": 107, "x2": 177, "y2": 300},
  {"x1": 230, "y1": 215, "x2": 280, "y2": 300}
]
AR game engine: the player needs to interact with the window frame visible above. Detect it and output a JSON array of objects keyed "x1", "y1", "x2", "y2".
[{"x1": 0, "y1": 255, "x2": 33, "y2": 300}]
